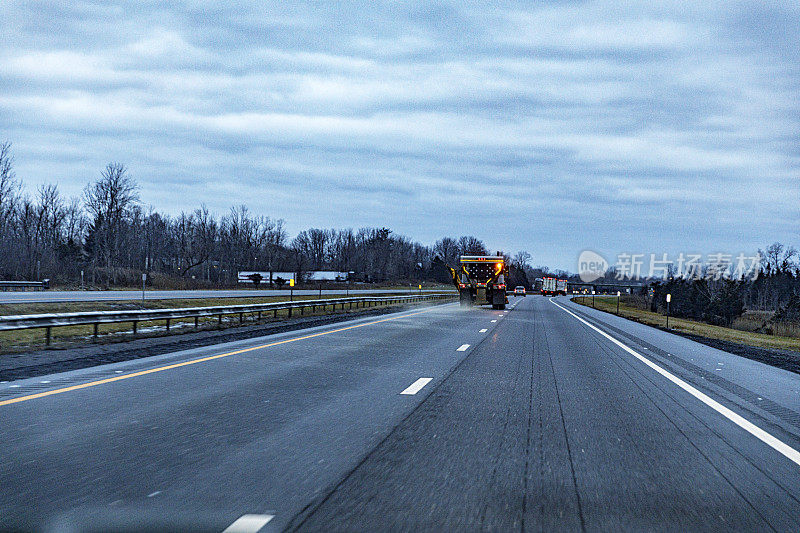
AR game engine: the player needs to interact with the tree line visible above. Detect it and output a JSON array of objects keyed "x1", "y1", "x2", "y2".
[
  {"x1": 647, "y1": 243, "x2": 800, "y2": 329},
  {"x1": 0, "y1": 143, "x2": 532, "y2": 288}
]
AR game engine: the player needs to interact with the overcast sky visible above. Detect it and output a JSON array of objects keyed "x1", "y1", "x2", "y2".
[{"x1": 2, "y1": 1, "x2": 798, "y2": 270}]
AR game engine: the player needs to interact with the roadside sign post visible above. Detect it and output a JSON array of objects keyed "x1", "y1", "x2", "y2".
[
  {"x1": 290, "y1": 278, "x2": 294, "y2": 301},
  {"x1": 617, "y1": 291, "x2": 621, "y2": 315},
  {"x1": 141, "y1": 273, "x2": 147, "y2": 304},
  {"x1": 419, "y1": 284, "x2": 422, "y2": 295},
  {"x1": 80, "y1": 270, "x2": 84, "y2": 290},
  {"x1": 666, "y1": 293, "x2": 671, "y2": 328},
  {"x1": 592, "y1": 290, "x2": 595, "y2": 308}
]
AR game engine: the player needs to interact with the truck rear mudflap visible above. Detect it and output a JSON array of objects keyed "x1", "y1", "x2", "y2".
[
  {"x1": 459, "y1": 289, "x2": 474, "y2": 307},
  {"x1": 491, "y1": 290, "x2": 506, "y2": 310}
]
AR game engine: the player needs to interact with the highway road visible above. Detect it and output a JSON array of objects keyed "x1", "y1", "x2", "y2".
[
  {"x1": 0, "y1": 288, "x2": 446, "y2": 304},
  {"x1": 1, "y1": 295, "x2": 799, "y2": 532}
]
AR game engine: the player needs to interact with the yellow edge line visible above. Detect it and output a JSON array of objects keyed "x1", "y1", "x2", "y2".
[{"x1": 0, "y1": 306, "x2": 441, "y2": 407}]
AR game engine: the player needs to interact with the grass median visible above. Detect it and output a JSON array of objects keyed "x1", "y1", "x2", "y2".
[{"x1": 572, "y1": 295, "x2": 800, "y2": 353}]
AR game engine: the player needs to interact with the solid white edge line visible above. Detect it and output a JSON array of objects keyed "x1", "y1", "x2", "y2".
[
  {"x1": 457, "y1": 344, "x2": 470, "y2": 351},
  {"x1": 549, "y1": 299, "x2": 800, "y2": 467},
  {"x1": 222, "y1": 514, "x2": 275, "y2": 533},
  {"x1": 400, "y1": 377, "x2": 433, "y2": 395}
]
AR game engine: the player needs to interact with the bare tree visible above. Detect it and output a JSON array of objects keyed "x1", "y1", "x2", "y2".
[
  {"x1": 0, "y1": 142, "x2": 21, "y2": 276},
  {"x1": 0, "y1": 142, "x2": 19, "y2": 233},
  {"x1": 83, "y1": 163, "x2": 139, "y2": 284},
  {"x1": 513, "y1": 250, "x2": 531, "y2": 268},
  {"x1": 458, "y1": 235, "x2": 488, "y2": 256},
  {"x1": 433, "y1": 237, "x2": 459, "y2": 265}
]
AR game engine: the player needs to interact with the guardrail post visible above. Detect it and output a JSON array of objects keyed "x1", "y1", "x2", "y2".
[
  {"x1": 239, "y1": 312, "x2": 243, "y2": 323},
  {"x1": 45, "y1": 326, "x2": 51, "y2": 346},
  {"x1": 166, "y1": 319, "x2": 170, "y2": 332},
  {"x1": 133, "y1": 321, "x2": 137, "y2": 335},
  {"x1": 288, "y1": 307, "x2": 292, "y2": 318},
  {"x1": 300, "y1": 305, "x2": 304, "y2": 315},
  {"x1": 273, "y1": 309, "x2": 277, "y2": 318},
  {"x1": 194, "y1": 316, "x2": 199, "y2": 328},
  {"x1": 257, "y1": 311, "x2": 262, "y2": 321},
  {"x1": 93, "y1": 323, "x2": 98, "y2": 342},
  {"x1": 218, "y1": 314, "x2": 223, "y2": 326}
]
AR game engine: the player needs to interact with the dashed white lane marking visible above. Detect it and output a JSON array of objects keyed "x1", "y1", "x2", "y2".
[
  {"x1": 222, "y1": 514, "x2": 275, "y2": 533},
  {"x1": 40, "y1": 381, "x2": 50, "y2": 384},
  {"x1": 491, "y1": 320, "x2": 497, "y2": 323},
  {"x1": 550, "y1": 299, "x2": 800, "y2": 468},
  {"x1": 457, "y1": 344, "x2": 470, "y2": 351},
  {"x1": 147, "y1": 491, "x2": 161, "y2": 498},
  {"x1": 479, "y1": 329, "x2": 488, "y2": 333},
  {"x1": 400, "y1": 377, "x2": 433, "y2": 395}
]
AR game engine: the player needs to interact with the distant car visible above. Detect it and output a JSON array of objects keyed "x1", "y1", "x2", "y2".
[{"x1": 514, "y1": 286, "x2": 526, "y2": 296}]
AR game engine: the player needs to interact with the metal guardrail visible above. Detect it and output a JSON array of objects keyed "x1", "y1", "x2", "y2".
[
  {"x1": 0, "y1": 280, "x2": 49, "y2": 291},
  {"x1": 0, "y1": 293, "x2": 457, "y2": 346}
]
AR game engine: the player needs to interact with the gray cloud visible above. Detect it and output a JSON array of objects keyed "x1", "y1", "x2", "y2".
[{"x1": 2, "y1": 0, "x2": 798, "y2": 270}]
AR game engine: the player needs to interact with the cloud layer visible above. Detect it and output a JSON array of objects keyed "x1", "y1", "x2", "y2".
[{"x1": 2, "y1": 1, "x2": 798, "y2": 269}]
